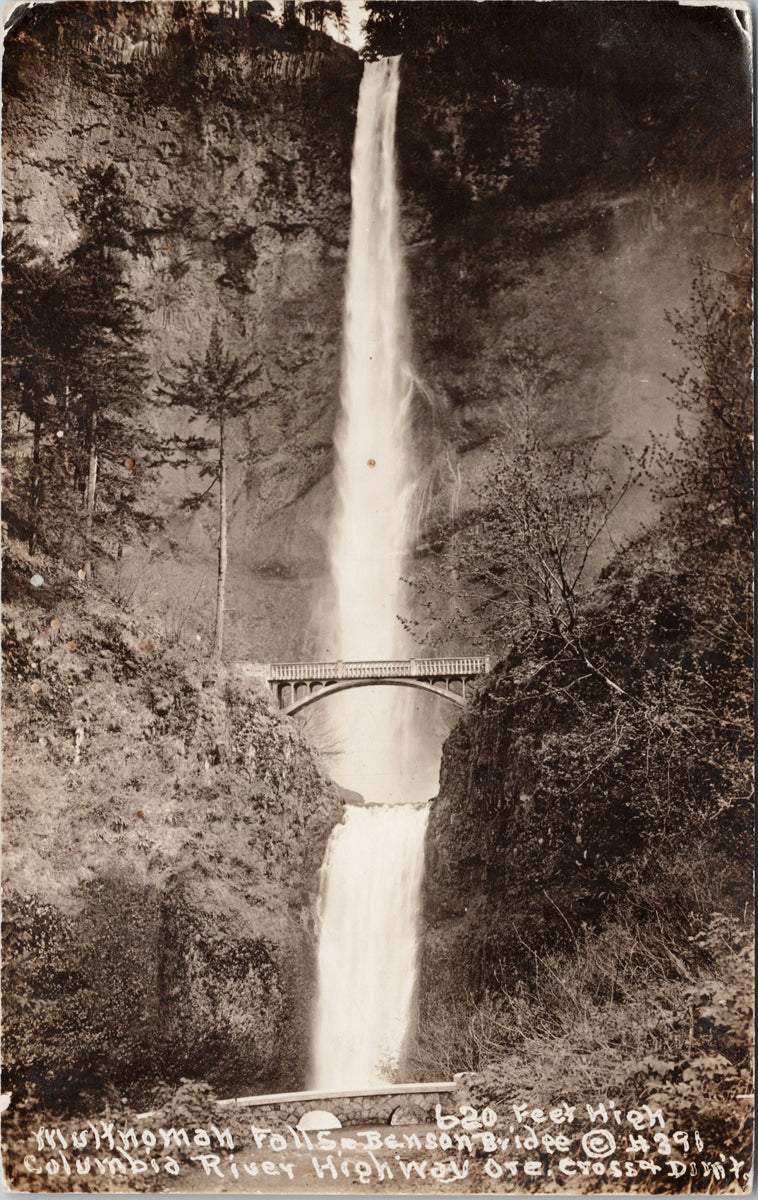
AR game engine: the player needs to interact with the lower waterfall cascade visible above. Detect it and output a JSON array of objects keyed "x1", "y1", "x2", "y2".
[{"x1": 311, "y1": 803, "x2": 429, "y2": 1090}]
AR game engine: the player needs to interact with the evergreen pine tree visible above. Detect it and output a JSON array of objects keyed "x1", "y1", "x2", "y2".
[{"x1": 57, "y1": 165, "x2": 152, "y2": 575}]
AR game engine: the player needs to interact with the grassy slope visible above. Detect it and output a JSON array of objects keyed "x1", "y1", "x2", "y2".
[{"x1": 2, "y1": 536, "x2": 343, "y2": 1112}]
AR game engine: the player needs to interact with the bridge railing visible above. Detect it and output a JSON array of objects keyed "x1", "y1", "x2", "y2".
[{"x1": 266, "y1": 657, "x2": 490, "y2": 682}]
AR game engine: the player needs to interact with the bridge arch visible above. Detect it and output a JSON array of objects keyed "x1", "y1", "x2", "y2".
[
  {"x1": 282, "y1": 676, "x2": 467, "y2": 716},
  {"x1": 262, "y1": 657, "x2": 491, "y2": 717}
]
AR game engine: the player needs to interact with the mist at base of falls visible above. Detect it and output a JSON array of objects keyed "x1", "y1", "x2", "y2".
[{"x1": 314, "y1": 688, "x2": 447, "y2": 808}]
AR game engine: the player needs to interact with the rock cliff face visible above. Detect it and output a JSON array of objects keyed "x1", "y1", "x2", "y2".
[
  {"x1": 4, "y1": 3, "x2": 360, "y2": 659},
  {"x1": 4, "y1": 3, "x2": 750, "y2": 662},
  {"x1": 391, "y1": 8, "x2": 750, "y2": 602},
  {"x1": 414, "y1": 510, "x2": 752, "y2": 1082}
]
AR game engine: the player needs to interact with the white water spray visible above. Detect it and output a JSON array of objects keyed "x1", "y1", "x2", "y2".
[
  {"x1": 311, "y1": 804, "x2": 428, "y2": 1088},
  {"x1": 310, "y1": 58, "x2": 431, "y2": 1090}
]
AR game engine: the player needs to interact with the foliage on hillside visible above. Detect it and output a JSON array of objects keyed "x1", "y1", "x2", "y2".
[
  {"x1": 413, "y1": 521, "x2": 753, "y2": 1187},
  {"x1": 2, "y1": 165, "x2": 153, "y2": 571},
  {"x1": 421, "y1": 503, "x2": 751, "y2": 974},
  {"x1": 413, "y1": 254, "x2": 753, "y2": 1183},
  {"x1": 1, "y1": 538, "x2": 343, "y2": 1110}
]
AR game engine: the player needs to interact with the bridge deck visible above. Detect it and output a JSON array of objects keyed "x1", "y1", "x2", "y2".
[{"x1": 267, "y1": 657, "x2": 490, "y2": 682}]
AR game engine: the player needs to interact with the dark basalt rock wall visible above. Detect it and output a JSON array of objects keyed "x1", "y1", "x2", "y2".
[
  {"x1": 4, "y1": 4, "x2": 360, "y2": 659},
  {"x1": 417, "y1": 520, "x2": 752, "y2": 1042},
  {"x1": 391, "y1": 5, "x2": 750, "y2": 577}
]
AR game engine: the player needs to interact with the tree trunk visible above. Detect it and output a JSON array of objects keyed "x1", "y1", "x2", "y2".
[
  {"x1": 84, "y1": 406, "x2": 98, "y2": 580},
  {"x1": 213, "y1": 415, "x2": 228, "y2": 664},
  {"x1": 28, "y1": 399, "x2": 43, "y2": 555},
  {"x1": 61, "y1": 379, "x2": 71, "y2": 479}
]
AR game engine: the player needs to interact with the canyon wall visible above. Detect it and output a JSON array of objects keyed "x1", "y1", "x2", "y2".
[{"x1": 4, "y1": 3, "x2": 750, "y2": 661}]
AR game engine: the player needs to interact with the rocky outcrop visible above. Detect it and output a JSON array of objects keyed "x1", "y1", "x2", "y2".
[
  {"x1": 416, "y1": 501, "x2": 752, "y2": 1027},
  {"x1": 393, "y1": 10, "x2": 751, "y2": 583}
]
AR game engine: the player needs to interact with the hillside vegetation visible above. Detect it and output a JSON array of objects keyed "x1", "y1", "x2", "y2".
[
  {"x1": 2, "y1": 537, "x2": 342, "y2": 1110},
  {"x1": 413, "y1": 252, "x2": 753, "y2": 1188}
]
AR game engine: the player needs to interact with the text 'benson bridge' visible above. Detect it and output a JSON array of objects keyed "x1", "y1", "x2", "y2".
[{"x1": 266, "y1": 657, "x2": 491, "y2": 715}]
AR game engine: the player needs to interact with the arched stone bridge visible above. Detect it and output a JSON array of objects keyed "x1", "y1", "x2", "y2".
[
  {"x1": 215, "y1": 1081, "x2": 458, "y2": 1128},
  {"x1": 264, "y1": 657, "x2": 491, "y2": 715}
]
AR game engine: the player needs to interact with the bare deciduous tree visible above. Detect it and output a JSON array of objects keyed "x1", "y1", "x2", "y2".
[
  {"x1": 158, "y1": 319, "x2": 267, "y2": 664},
  {"x1": 406, "y1": 358, "x2": 641, "y2": 687},
  {"x1": 655, "y1": 254, "x2": 753, "y2": 539}
]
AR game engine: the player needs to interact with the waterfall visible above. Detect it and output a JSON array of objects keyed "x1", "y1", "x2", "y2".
[
  {"x1": 311, "y1": 804, "x2": 428, "y2": 1089},
  {"x1": 310, "y1": 57, "x2": 430, "y2": 1090}
]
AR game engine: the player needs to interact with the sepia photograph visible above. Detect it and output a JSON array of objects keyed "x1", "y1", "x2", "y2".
[{"x1": 1, "y1": 0, "x2": 753, "y2": 1193}]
